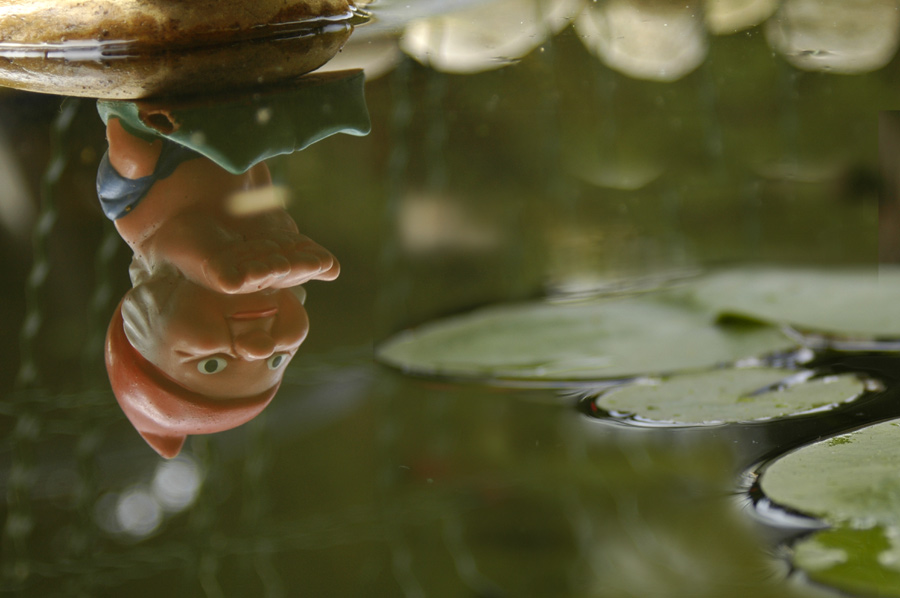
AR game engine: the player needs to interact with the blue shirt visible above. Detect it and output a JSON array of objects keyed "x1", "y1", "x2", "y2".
[{"x1": 96, "y1": 138, "x2": 201, "y2": 221}]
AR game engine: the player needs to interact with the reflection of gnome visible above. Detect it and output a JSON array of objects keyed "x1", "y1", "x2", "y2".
[{"x1": 100, "y1": 71, "x2": 370, "y2": 457}]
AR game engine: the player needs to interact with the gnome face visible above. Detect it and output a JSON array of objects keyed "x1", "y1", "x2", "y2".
[
  {"x1": 106, "y1": 299, "x2": 282, "y2": 459},
  {"x1": 123, "y1": 276, "x2": 308, "y2": 400},
  {"x1": 106, "y1": 275, "x2": 308, "y2": 459}
]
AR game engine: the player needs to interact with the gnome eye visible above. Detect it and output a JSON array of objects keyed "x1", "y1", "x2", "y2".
[
  {"x1": 197, "y1": 357, "x2": 228, "y2": 374},
  {"x1": 267, "y1": 353, "x2": 290, "y2": 370}
]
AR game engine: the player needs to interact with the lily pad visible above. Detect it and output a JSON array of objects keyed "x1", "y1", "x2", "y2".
[
  {"x1": 690, "y1": 267, "x2": 900, "y2": 341},
  {"x1": 595, "y1": 368, "x2": 864, "y2": 425},
  {"x1": 376, "y1": 296, "x2": 792, "y2": 381},
  {"x1": 792, "y1": 525, "x2": 900, "y2": 598},
  {"x1": 760, "y1": 420, "x2": 900, "y2": 597},
  {"x1": 761, "y1": 420, "x2": 900, "y2": 527}
]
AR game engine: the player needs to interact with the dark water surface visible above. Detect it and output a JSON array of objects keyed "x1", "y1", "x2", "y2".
[{"x1": 0, "y1": 0, "x2": 897, "y2": 596}]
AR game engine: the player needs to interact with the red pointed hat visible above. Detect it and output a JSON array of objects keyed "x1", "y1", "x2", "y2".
[{"x1": 105, "y1": 300, "x2": 278, "y2": 458}]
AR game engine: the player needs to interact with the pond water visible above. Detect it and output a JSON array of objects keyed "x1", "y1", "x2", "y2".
[{"x1": 1, "y1": 0, "x2": 899, "y2": 596}]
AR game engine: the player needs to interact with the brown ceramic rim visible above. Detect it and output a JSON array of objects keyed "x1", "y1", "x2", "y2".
[{"x1": 0, "y1": 5, "x2": 369, "y2": 60}]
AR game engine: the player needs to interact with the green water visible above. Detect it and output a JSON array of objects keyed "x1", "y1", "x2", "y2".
[{"x1": 0, "y1": 0, "x2": 897, "y2": 595}]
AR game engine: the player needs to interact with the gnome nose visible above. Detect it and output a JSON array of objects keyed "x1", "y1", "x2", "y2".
[{"x1": 233, "y1": 330, "x2": 276, "y2": 360}]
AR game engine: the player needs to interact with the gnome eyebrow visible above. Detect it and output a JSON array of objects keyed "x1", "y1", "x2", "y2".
[{"x1": 174, "y1": 349, "x2": 235, "y2": 361}]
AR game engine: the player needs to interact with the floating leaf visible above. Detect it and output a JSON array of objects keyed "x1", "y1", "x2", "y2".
[
  {"x1": 595, "y1": 368, "x2": 864, "y2": 425},
  {"x1": 792, "y1": 525, "x2": 900, "y2": 598},
  {"x1": 760, "y1": 420, "x2": 900, "y2": 597},
  {"x1": 690, "y1": 267, "x2": 900, "y2": 341},
  {"x1": 376, "y1": 296, "x2": 792, "y2": 381},
  {"x1": 761, "y1": 420, "x2": 900, "y2": 528}
]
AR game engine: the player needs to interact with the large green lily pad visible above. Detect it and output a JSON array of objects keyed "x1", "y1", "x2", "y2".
[
  {"x1": 760, "y1": 420, "x2": 900, "y2": 597},
  {"x1": 761, "y1": 420, "x2": 900, "y2": 527},
  {"x1": 690, "y1": 267, "x2": 900, "y2": 340},
  {"x1": 595, "y1": 368, "x2": 864, "y2": 425},
  {"x1": 376, "y1": 296, "x2": 791, "y2": 381}
]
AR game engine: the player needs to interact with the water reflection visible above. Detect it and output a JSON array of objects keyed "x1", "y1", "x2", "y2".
[
  {"x1": 99, "y1": 72, "x2": 368, "y2": 457},
  {"x1": 765, "y1": 0, "x2": 900, "y2": 74},
  {"x1": 576, "y1": 0, "x2": 707, "y2": 82},
  {"x1": 704, "y1": 0, "x2": 777, "y2": 34},
  {"x1": 94, "y1": 454, "x2": 203, "y2": 538},
  {"x1": 400, "y1": 0, "x2": 581, "y2": 73}
]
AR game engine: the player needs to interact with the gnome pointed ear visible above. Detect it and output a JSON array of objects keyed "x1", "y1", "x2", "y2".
[{"x1": 139, "y1": 431, "x2": 186, "y2": 459}]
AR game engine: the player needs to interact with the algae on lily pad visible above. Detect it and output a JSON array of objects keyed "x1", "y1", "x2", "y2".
[
  {"x1": 595, "y1": 368, "x2": 864, "y2": 425},
  {"x1": 760, "y1": 420, "x2": 900, "y2": 597},
  {"x1": 376, "y1": 296, "x2": 791, "y2": 381},
  {"x1": 690, "y1": 267, "x2": 900, "y2": 341}
]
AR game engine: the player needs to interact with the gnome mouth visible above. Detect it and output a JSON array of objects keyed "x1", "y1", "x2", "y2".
[{"x1": 230, "y1": 308, "x2": 278, "y2": 320}]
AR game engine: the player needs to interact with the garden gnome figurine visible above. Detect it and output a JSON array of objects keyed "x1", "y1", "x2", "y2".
[{"x1": 101, "y1": 113, "x2": 339, "y2": 458}]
